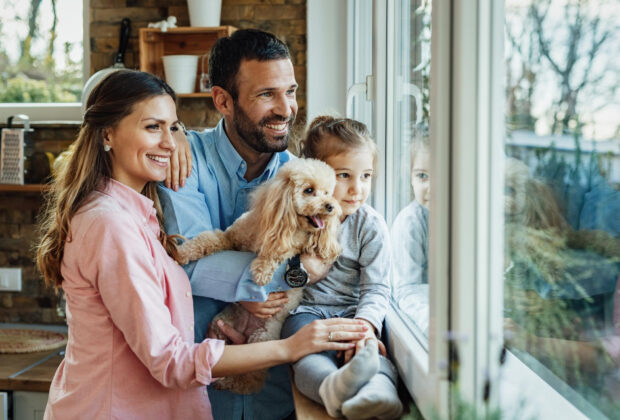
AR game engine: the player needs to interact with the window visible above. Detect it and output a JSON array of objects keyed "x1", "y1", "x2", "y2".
[
  {"x1": 0, "y1": 0, "x2": 86, "y2": 121},
  {"x1": 502, "y1": 1, "x2": 619, "y2": 418},
  {"x1": 352, "y1": 0, "x2": 452, "y2": 417},
  {"x1": 355, "y1": 0, "x2": 618, "y2": 418}
]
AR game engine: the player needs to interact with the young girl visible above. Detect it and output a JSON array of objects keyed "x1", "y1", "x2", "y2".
[
  {"x1": 281, "y1": 116, "x2": 403, "y2": 420},
  {"x1": 390, "y1": 128, "x2": 430, "y2": 335}
]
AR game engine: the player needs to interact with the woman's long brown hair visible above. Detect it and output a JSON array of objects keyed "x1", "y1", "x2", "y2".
[{"x1": 37, "y1": 70, "x2": 180, "y2": 288}]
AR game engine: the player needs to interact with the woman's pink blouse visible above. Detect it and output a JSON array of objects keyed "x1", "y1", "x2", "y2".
[{"x1": 44, "y1": 179, "x2": 224, "y2": 420}]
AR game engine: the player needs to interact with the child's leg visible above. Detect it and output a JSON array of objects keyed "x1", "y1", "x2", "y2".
[
  {"x1": 341, "y1": 355, "x2": 404, "y2": 420},
  {"x1": 318, "y1": 339, "x2": 380, "y2": 418},
  {"x1": 281, "y1": 313, "x2": 340, "y2": 404}
]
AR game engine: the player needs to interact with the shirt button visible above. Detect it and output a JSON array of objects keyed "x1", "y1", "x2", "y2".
[
  {"x1": 203, "y1": 388, "x2": 207, "y2": 396},
  {"x1": 189, "y1": 323, "x2": 194, "y2": 331},
  {"x1": 142, "y1": 217, "x2": 146, "y2": 223},
  {"x1": 186, "y1": 291, "x2": 191, "y2": 297},
  {"x1": 251, "y1": 296, "x2": 256, "y2": 300}
]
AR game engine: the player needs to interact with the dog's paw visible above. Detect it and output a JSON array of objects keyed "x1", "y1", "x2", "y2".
[
  {"x1": 176, "y1": 246, "x2": 191, "y2": 265},
  {"x1": 250, "y1": 258, "x2": 277, "y2": 286},
  {"x1": 253, "y1": 271, "x2": 271, "y2": 286}
]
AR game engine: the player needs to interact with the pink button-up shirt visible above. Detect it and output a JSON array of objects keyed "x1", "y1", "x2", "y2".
[{"x1": 45, "y1": 179, "x2": 224, "y2": 420}]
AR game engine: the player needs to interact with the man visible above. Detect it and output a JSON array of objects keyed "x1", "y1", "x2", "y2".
[{"x1": 159, "y1": 29, "x2": 318, "y2": 420}]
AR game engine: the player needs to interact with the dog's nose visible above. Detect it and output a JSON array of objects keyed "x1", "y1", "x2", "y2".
[{"x1": 325, "y1": 203, "x2": 333, "y2": 212}]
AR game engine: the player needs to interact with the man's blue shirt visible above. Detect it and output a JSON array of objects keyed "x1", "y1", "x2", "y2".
[
  {"x1": 158, "y1": 119, "x2": 295, "y2": 420},
  {"x1": 159, "y1": 119, "x2": 295, "y2": 301}
]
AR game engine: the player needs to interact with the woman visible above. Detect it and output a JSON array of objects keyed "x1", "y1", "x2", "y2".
[{"x1": 36, "y1": 70, "x2": 367, "y2": 420}]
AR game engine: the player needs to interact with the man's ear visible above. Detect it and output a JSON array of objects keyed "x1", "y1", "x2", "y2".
[{"x1": 212, "y1": 86, "x2": 234, "y2": 117}]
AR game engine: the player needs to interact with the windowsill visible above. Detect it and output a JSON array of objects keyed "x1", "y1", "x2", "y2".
[
  {"x1": 498, "y1": 351, "x2": 597, "y2": 419},
  {"x1": 0, "y1": 103, "x2": 82, "y2": 122},
  {"x1": 0, "y1": 121, "x2": 81, "y2": 128}
]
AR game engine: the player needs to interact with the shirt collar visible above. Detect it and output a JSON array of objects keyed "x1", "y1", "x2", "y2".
[
  {"x1": 214, "y1": 119, "x2": 282, "y2": 183},
  {"x1": 98, "y1": 178, "x2": 159, "y2": 234}
]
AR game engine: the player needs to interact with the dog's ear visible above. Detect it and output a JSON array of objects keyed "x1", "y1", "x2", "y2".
[
  {"x1": 251, "y1": 169, "x2": 299, "y2": 255},
  {"x1": 315, "y1": 202, "x2": 342, "y2": 262}
]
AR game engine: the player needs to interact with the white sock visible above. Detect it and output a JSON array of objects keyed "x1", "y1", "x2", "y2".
[
  {"x1": 342, "y1": 373, "x2": 403, "y2": 419},
  {"x1": 318, "y1": 339, "x2": 380, "y2": 418}
]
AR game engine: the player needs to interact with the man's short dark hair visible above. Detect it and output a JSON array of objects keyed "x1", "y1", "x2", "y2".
[{"x1": 208, "y1": 29, "x2": 291, "y2": 100}]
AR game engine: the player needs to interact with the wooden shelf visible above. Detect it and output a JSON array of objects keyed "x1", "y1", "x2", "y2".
[
  {"x1": 139, "y1": 26, "x2": 236, "y2": 95},
  {"x1": 177, "y1": 92, "x2": 212, "y2": 98},
  {"x1": 0, "y1": 184, "x2": 50, "y2": 192}
]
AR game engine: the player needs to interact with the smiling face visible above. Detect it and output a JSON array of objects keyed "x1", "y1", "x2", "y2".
[
  {"x1": 284, "y1": 159, "x2": 341, "y2": 232},
  {"x1": 324, "y1": 143, "x2": 374, "y2": 220},
  {"x1": 104, "y1": 94, "x2": 179, "y2": 192},
  {"x1": 230, "y1": 59, "x2": 298, "y2": 154},
  {"x1": 411, "y1": 149, "x2": 430, "y2": 209}
]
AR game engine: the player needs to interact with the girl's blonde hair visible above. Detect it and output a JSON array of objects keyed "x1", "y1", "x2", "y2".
[
  {"x1": 37, "y1": 70, "x2": 180, "y2": 288},
  {"x1": 300, "y1": 116, "x2": 377, "y2": 167}
]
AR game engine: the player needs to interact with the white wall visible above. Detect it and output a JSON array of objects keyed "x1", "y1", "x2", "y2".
[{"x1": 306, "y1": 0, "x2": 348, "y2": 122}]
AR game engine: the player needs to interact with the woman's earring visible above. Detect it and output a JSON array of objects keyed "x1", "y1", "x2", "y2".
[{"x1": 104, "y1": 144, "x2": 111, "y2": 152}]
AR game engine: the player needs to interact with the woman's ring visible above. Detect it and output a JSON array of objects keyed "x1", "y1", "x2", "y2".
[{"x1": 328, "y1": 332, "x2": 333, "y2": 342}]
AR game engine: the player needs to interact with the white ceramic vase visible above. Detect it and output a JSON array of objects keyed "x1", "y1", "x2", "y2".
[
  {"x1": 162, "y1": 55, "x2": 199, "y2": 94},
  {"x1": 187, "y1": 0, "x2": 222, "y2": 27}
]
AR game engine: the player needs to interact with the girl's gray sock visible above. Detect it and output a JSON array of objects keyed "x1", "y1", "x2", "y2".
[{"x1": 318, "y1": 339, "x2": 380, "y2": 418}]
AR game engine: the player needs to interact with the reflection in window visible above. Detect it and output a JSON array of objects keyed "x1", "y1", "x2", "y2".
[
  {"x1": 503, "y1": 1, "x2": 619, "y2": 417},
  {"x1": 389, "y1": 0, "x2": 432, "y2": 341},
  {"x1": 0, "y1": 0, "x2": 83, "y2": 103}
]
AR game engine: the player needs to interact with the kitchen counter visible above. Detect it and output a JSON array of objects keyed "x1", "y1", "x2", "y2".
[
  {"x1": 0, "y1": 348, "x2": 63, "y2": 392},
  {"x1": 0, "y1": 323, "x2": 66, "y2": 392}
]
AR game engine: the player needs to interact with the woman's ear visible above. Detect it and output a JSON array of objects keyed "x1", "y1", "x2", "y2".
[{"x1": 102, "y1": 128, "x2": 113, "y2": 148}]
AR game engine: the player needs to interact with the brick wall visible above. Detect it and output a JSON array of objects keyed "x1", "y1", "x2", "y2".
[
  {"x1": 0, "y1": 126, "x2": 78, "y2": 324},
  {"x1": 0, "y1": 0, "x2": 307, "y2": 325},
  {"x1": 90, "y1": 0, "x2": 307, "y2": 129}
]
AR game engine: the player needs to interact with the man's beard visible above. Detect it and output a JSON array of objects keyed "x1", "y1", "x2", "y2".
[{"x1": 232, "y1": 101, "x2": 296, "y2": 153}]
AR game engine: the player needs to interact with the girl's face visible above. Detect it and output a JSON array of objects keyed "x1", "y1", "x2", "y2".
[
  {"x1": 324, "y1": 141, "x2": 374, "y2": 220},
  {"x1": 105, "y1": 95, "x2": 179, "y2": 192},
  {"x1": 411, "y1": 149, "x2": 430, "y2": 209}
]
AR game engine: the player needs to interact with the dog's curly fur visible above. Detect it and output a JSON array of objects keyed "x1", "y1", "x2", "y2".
[{"x1": 177, "y1": 158, "x2": 343, "y2": 394}]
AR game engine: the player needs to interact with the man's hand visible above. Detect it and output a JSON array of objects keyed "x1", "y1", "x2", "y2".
[
  {"x1": 300, "y1": 254, "x2": 333, "y2": 284},
  {"x1": 239, "y1": 291, "x2": 289, "y2": 319},
  {"x1": 166, "y1": 126, "x2": 193, "y2": 190},
  {"x1": 208, "y1": 319, "x2": 247, "y2": 344}
]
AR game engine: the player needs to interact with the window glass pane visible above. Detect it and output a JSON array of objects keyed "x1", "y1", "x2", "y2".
[
  {"x1": 503, "y1": 1, "x2": 619, "y2": 417},
  {"x1": 0, "y1": 0, "x2": 83, "y2": 103},
  {"x1": 389, "y1": 0, "x2": 432, "y2": 342}
]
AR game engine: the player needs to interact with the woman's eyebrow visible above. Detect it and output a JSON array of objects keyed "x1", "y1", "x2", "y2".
[{"x1": 140, "y1": 117, "x2": 180, "y2": 125}]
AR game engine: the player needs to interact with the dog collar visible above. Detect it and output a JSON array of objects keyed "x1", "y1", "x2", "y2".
[{"x1": 285, "y1": 254, "x2": 309, "y2": 288}]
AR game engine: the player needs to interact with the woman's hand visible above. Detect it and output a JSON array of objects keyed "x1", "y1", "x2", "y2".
[
  {"x1": 342, "y1": 319, "x2": 386, "y2": 363},
  {"x1": 284, "y1": 318, "x2": 369, "y2": 362},
  {"x1": 239, "y1": 292, "x2": 289, "y2": 319},
  {"x1": 166, "y1": 127, "x2": 192, "y2": 190}
]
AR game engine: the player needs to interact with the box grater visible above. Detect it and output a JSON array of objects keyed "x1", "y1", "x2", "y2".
[{"x1": 0, "y1": 114, "x2": 35, "y2": 184}]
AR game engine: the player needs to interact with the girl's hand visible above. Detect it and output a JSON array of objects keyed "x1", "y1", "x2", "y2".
[
  {"x1": 342, "y1": 319, "x2": 387, "y2": 363},
  {"x1": 239, "y1": 292, "x2": 289, "y2": 319},
  {"x1": 285, "y1": 318, "x2": 369, "y2": 362},
  {"x1": 166, "y1": 128, "x2": 192, "y2": 190}
]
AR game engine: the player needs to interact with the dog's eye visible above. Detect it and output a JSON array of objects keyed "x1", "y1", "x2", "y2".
[{"x1": 304, "y1": 187, "x2": 314, "y2": 195}]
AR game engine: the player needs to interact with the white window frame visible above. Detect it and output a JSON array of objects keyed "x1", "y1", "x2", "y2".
[
  {"x1": 455, "y1": 1, "x2": 607, "y2": 419},
  {"x1": 0, "y1": 0, "x2": 89, "y2": 122},
  {"x1": 378, "y1": 0, "x2": 452, "y2": 417}
]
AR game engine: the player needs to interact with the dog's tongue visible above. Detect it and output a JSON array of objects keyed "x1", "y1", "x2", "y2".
[{"x1": 311, "y1": 216, "x2": 325, "y2": 229}]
